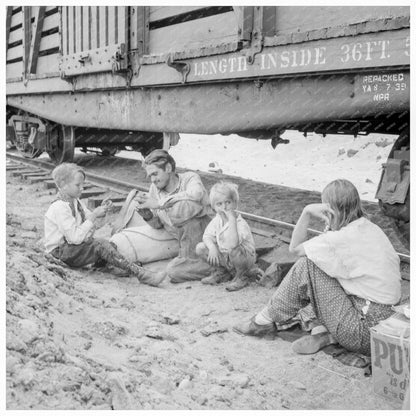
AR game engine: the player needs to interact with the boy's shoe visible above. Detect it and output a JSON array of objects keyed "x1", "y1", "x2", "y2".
[
  {"x1": 94, "y1": 264, "x2": 130, "y2": 277},
  {"x1": 130, "y1": 264, "x2": 166, "y2": 287},
  {"x1": 233, "y1": 317, "x2": 277, "y2": 339},
  {"x1": 292, "y1": 332, "x2": 336, "y2": 354},
  {"x1": 201, "y1": 268, "x2": 232, "y2": 285},
  {"x1": 225, "y1": 275, "x2": 249, "y2": 291}
]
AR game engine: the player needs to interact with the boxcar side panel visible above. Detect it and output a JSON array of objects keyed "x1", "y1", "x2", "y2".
[
  {"x1": 35, "y1": 55, "x2": 60, "y2": 76},
  {"x1": 149, "y1": 6, "x2": 208, "y2": 21},
  {"x1": 148, "y1": 11, "x2": 239, "y2": 54},
  {"x1": 6, "y1": 62, "x2": 23, "y2": 80},
  {"x1": 8, "y1": 26, "x2": 22, "y2": 44},
  {"x1": 274, "y1": 6, "x2": 410, "y2": 37}
]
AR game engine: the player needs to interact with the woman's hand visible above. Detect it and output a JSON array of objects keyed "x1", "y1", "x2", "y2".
[
  {"x1": 303, "y1": 203, "x2": 335, "y2": 227},
  {"x1": 289, "y1": 203, "x2": 334, "y2": 256}
]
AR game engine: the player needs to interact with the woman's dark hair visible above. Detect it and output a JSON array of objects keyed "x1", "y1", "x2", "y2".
[{"x1": 143, "y1": 149, "x2": 176, "y2": 171}]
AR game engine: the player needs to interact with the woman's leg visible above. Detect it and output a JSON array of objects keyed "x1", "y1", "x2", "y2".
[
  {"x1": 259, "y1": 257, "x2": 393, "y2": 355},
  {"x1": 237, "y1": 257, "x2": 393, "y2": 354}
]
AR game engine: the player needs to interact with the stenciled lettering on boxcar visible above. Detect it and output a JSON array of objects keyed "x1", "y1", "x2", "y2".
[
  {"x1": 191, "y1": 30, "x2": 409, "y2": 82},
  {"x1": 360, "y1": 73, "x2": 408, "y2": 102}
]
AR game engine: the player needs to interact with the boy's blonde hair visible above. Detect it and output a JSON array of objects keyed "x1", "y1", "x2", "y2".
[
  {"x1": 322, "y1": 179, "x2": 365, "y2": 231},
  {"x1": 209, "y1": 181, "x2": 239, "y2": 208},
  {"x1": 52, "y1": 163, "x2": 85, "y2": 189}
]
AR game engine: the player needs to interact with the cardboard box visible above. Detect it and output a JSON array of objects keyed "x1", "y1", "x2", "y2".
[{"x1": 370, "y1": 312, "x2": 410, "y2": 404}]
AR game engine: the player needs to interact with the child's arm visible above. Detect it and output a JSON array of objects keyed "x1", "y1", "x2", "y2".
[
  {"x1": 219, "y1": 210, "x2": 240, "y2": 250},
  {"x1": 202, "y1": 218, "x2": 221, "y2": 266},
  {"x1": 53, "y1": 201, "x2": 98, "y2": 245}
]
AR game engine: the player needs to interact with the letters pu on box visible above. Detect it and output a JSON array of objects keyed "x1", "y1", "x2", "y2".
[{"x1": 370, "y1": 313, "x2": 410, "y2": 404}]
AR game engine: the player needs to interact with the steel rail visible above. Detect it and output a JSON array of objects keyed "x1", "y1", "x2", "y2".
[{"x1": 6, "y1": 151, "x2": 410, "y2": 264}]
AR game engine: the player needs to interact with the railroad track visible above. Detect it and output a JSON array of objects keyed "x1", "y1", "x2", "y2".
[{"x1": 6, "y1": 151, "x2": 410, "y2": 271}]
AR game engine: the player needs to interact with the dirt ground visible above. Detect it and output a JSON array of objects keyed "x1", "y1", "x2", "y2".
[{"x1": 5, "y1": 168, "x2": 407, "y2": 411}]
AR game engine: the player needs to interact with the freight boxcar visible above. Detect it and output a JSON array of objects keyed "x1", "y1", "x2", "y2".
[{"x1": 5, "y1": 6, "x2": 410, "y2": 232}]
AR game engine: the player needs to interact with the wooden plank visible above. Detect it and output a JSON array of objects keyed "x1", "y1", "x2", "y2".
[
  {"x1": 237, "y1": 6, "x2": 253, "y2": 41},
  {"x1": 68, "y1": 6, "x2": 74, "y2": 54},
  {"x1": 75, "y1": 6, "x2": 82, "y2": 52},
  {"x1": 149, "y1": 6, "x2": 207, "y2": 22},
  {"x1": 130, "y1": 7, "x2": 138, "y2": 50},
  {"x1": 61, "y1": 6, "x2": 68, "y2": 55},
  {"x1": 36, "y1": 54, "x2": 60, "y2": 74},
  {"x1": 8, "y1": 27, "x2": 23, "y2": 45},
  {"x1": 28, "y1": 6, "x2": 46, "y2": 74},
  {"x1": 99, "y1": 6, "x2": 107, "y2": 48},
  {"x1": 6, "y1": 7, "x2": 13, "y2": 50},
  {"x1": 117, "y1": 6, "x2": 128, "y2": 45},
  {"x1": 91, "y1": 6, "x2": 98, "y2": 50},
  {"x1": 42, "y1": 11, "x2": 60, "y2": 32},
  {"x1": 136, "y1": 6, "x2": 150, "y2": 54},
  {"x1": 22, "y1": 7, "x2": 31, "y2": 77},
  {"x1": 108, "y1": 6, "x2": 116, "y2": 45},
  {"x1": 10, "y1": 8, "x2": 23, "y2": 28},
  {"x1": 275, "y1": 6, "x2": 410, "y2": 36},
  {"x1": 83, "y1": 7, "x2": 90, "y2": 51},
  {"x1": 6, "y1": 62, "x2": 23, "y2": 80},
  {"x1": 263, "y1": 6, "x2": 277, "y2": 37},
  {"x1": 6, "y1": 46, "x2": 24, "y2": 61},
  {"x1": 39, "y1": 32, "x2": 60, "y2": 52},
  {"x1": 148, "y1": 11, "x2": 238, "y2": 54}
]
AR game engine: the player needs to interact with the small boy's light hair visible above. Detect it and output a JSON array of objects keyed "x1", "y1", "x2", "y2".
[
  {"x1": 52, "y1": 163, "x2": 85, "y2": 189},
  {"x1": 209, "y1": 181, "x2": 239, "y2": 208}
]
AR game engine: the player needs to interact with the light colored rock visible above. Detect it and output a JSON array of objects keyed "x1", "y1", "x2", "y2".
[
  {"x1": 6, "y1": 335, "x2": 27, "y2": 352},
  {"x1": 338, "y1": 147, "x2": 346, "y2": 156},
  {"x1": 21, "y1": 231, "x2": 37, "y2": 239},
  {"x1": 178, "y1": 377, "x2": 193, "y2": 390},
  {"x1": 16, "y1": 367, "x2": 35, "y2": 386},
  {"x1": 6, "y1": 356, "x2": 20, "y2": 375},
  {"x1": 289, "y1": 380, "x2": 307, "y2": 390},
  {"x1": 128, "y1": 355, "x2": 141, "y2": 363},
  {"x1": 108, "y1": 373, "x2": 139, "y2": 410},
  {"x1": 18, "y1": 319, "x2": 40, "y2": 344},
  {"x1": 199, "y1": 370, "x2": 208, "y2": 380},
  {"x1": 219, "y1": 373, "x2": 250, "y2": 389}
]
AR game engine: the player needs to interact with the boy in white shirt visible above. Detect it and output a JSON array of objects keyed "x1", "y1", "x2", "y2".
[
  {"x1": 44, "y1": 163, "x2": 165, "y2": 286},
  {"x1": 196, "y1": 181, "x2": 260, "y2": 291}
]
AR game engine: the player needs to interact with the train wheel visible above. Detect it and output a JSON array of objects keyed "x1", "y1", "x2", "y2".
[{"x1": 47, "y1": 125, "x2": 75, "y2": 164}]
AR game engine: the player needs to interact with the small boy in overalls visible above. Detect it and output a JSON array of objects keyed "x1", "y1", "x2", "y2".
[
  {"x1": 196, "y1": 181, "x2": 260, "y2": 291},
  {"x1": 44, "y1": 163, "x2": 165, "y2": 286}
]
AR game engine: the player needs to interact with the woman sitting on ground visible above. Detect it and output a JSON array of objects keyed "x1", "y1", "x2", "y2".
[{"x1": 233, "y1": 179, "x2": 401, "y2": 356}]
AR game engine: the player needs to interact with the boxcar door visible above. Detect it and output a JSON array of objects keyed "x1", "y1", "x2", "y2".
[{"x1": 60, "y1": 6, "x2": 128, "y2": 77}]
